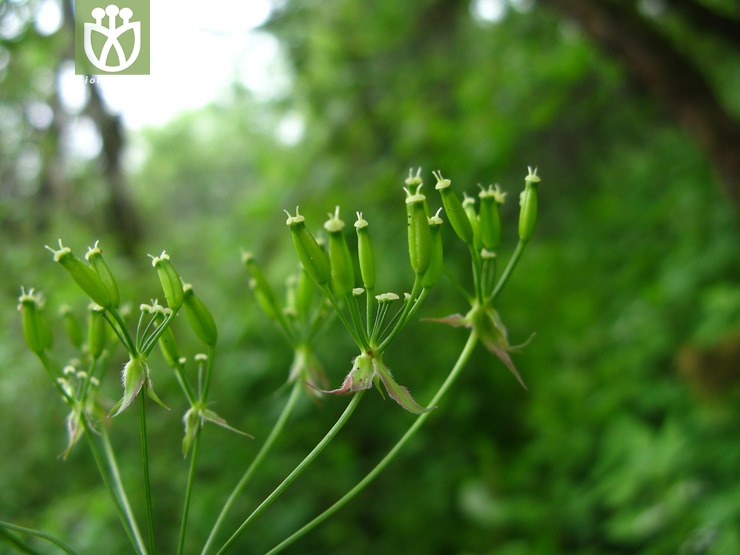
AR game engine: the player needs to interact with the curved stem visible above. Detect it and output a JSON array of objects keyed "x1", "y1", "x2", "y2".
[
  {"x1": 141, "y1": 309, "x2": 179, "y2": 356},
  {"x1": 322, "y1": 286, "x2": 364, "y2": 348},
  {"x1": 0, "y1": 520, "x2": 78, "y2": 555},
  {"x1": 139, "y1": 392, "x2": 157, "y2": 555},
  {"x1": 265, "y1": 331, "x2": 479, "y2": 555},
  {"x1": 489, "y1": 240, "x2": 527, "y2": 302},
  {"x1": 377, "y1": 278, "x2": 421, "y2": 351},
  {"x1": 200, "y1": 380, "x2": 302, "y2": 555},
  {"x1": 36, "y1": 351, "x2": 73, "y2": 404},
  {"x1": 100, "y1": 426, "x2": 148, "y2": 554},
  {"x1": 177, "y1": 427, "x2": 201, "y2": 555},
  {"x1": 84, "y1": 419, "x2": 147, "y2": 555},
  {"x1": 201, "y1": 345, "x2": 217, "y2": 403},
  {"x1": 215, "y1": 391, "x2": 365, "y2": 555},
  {"x1": 0, "y1": 526, "x2": 42, "y2": 554},
  {"x1": 107, "y1": 309, "x2": 137, "y2": 354}
]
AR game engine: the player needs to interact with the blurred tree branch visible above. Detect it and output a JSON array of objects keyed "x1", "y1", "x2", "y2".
[
  {"x1": 61, "y1": 0, "x2": 142, "y2": 255},
  {"x1": 542, "y1": 0, "x2": 740, "y2": 210}
]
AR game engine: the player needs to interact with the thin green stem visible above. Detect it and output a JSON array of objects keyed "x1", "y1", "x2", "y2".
[
  {"x1": 36, "y1": 351, "x2": 74, "y2": 404},
  {"x1": 0, "y1": 527, "x2": 42, "y2": 554},
  {"x1": 177, "y1": 427, "x2": 202, "y2": 555},
  {"x1": 365, "y1": 287, "x2": 374, "y2": 338},
  {"x1": 141, "y1": 309, "x2": 179, "y2": 356},
  {"x1": 442, "y1": 265, "x2": 474, "y2": 303},
  {"x1": 265, "y1": 331, "x2": 479, "y2": 555},
  {"x1": 215, "y1": 392, "x2": 365, "y2": 555},
  {"x1": 377, "y1": 278, "x2": 421, "y2": 351},
  {"x1": 489, "y1": 240, "x2": 527, "y2": 302},
  {"x1": 100, "y1": 426, "x2": 148, "y2": 554},
  {"x1": 347, "y1": 294, "x2": 370, "y2": 350},
  {"x1": 84, "y1": 419, "x2": 147, "y2": 555},
  {"x1": 107, "y1": 309, "x2": 137, "y2": 354},
  {"x1": 0, "y1": 520, "x2": 78, "y2": 555},
  {"x1": 139, "y1": 392, "x2": 157, "y2": 555},
  {"x1": 321, "y1": 286, "x2": 364, "y2": 348},
  {"x1": 200, "y1": 379, "x2": 302, "y2": 555},
  {"x1": 172, "y1": 361, "x2": 197, "y2": 406},
  {"x1": 469, "y1": 244, "x2": 484, "y2": 303},
  {"x1": 201, "y1": 345, "x2": 217, "y2": 403}
]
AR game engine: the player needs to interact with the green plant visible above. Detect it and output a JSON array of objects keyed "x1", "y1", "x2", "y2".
[{"x1": 7, "y1": 167, "x2": 542, "y2": 554}]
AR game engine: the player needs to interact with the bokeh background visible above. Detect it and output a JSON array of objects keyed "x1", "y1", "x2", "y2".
[{"x1": 1, "y1": 0, "x2": 739, "y2": 553}]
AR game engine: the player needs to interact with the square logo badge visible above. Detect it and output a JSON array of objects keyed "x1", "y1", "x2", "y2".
[{"x1": 74, "y1": 1, "x2": 150, "y2": 75}]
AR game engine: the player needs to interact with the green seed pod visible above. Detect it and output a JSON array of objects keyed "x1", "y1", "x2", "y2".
[
  {"x1": 182, "y1": 283, "x2": 218, "y2": 346},
  {"x1": 158, "y1": 324, "x2": 180, "y2": 368},
  {"x1": 295, "y1": 268, "x2": 314, "y2": 319},
  {"x1": 46, "y1": 240, "x2": 113, "y2": 308},
  {"x1": 150, "y1": 251, "x2": 184, "y2": 310},
  {"x1": 478, "y1": 184, "x2": 506, "y2": 250},
  {"x1": 422, "y1": 209, "x2": 444, "y2": 288},
  {"x1": 60, "y1": 305, "x2": 83, "y2": 349},
  {"x1": 88, "y1": 303, "x2": 107, "y2": 359},
  {"x1": 518, "y1": 167, "x2": 541, "y2": 242},
  {"x1": 354, "y1": 212, "x2": 376, "y2": 290},
  {"x1": 243, "y1": 253, "x2": 281, "y2": 320},
  {"x1": 285, "y1": 208, "x2": 332, "y2": 286},
  {"x1": 284, "y1": 274, "x2": 298, "y2": 317},
  {"x1": 405, "y1": 186, "x2": 432, "y2": 276},
  {"x1": 462, "y1": 194, "x2": 483, "y2": 254},
  {"x1": 18, "y1": 288, "x2": 52, "y2": 355},
  {"x1": 324, "y1": 207, "x2": 355, "y2": 297},
  {"x1": 433, "y1": 171, "x2": 473, "y2": 245},
  {"x1": 85, "y1": 241, "x2": 120, "y2": 307}
]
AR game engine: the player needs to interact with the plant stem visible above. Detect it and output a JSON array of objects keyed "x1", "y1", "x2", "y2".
[
  {"x1": 200, "y1": 380, "x2": 302, "y2": 555},
  {"x1": 264, "y1": 331, "x2": 479, "y2": 555},
  {"x1": 82, "y1": 419, "x2": 147, "y2": 554},
  {"x1": 139, "y1": 392, "x2": 157, "y2": 555},
  {"x1": 107, "y1": 309, "x2": 137, "y2": 354},
  {"x1": 215, "y1": 391, "x2": 365, "y2": 555},
  {"x1": 0, "y1": 520, "x2": 77, "y2": 555},
  {"x1": 0, "y1": 527, "x2": 40, "y2": 555},
  {"x1": 100, "y1": 426, "x2": 148, "y2": 554},
  {"x1": 377, "y1": 278, "x2": 421, "y2": 351},
  {"x1": 489, "y1": 240, "x2": 526, "y2": 301},
  {"x1": 201, "y1": 345, "x2": 217, "y2": 403},
  {"x1": 177, "y1": 427, "x2": 201, "y2": 555}
]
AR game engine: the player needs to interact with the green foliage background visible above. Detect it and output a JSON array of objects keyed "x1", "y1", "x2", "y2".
[{"x1": 1, "y1": 0, "x2": 739, "y2": 553}]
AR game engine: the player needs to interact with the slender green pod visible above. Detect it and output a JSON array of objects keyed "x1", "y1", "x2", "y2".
[
  {"x1": 88, "y1": 303, "x2": 107, "y2": 359},
  {"x1": 158, "y1": 323, "x2": 180, "y2": 368},
  {"x1": 60, "y1": 305, "x2": 83, "y2": 349},
  {"x1": 324, "y1": 206, "x2": 355, "y2": 297},
  {"x1": 150, "y1": 251, "x2": 184, "y2": 310},
  {"x1": 478, "y1": 184, "x2": 506, "y2": 250},
  {"x1": 422, "y1": 209, "x2": 444, "y2": 288},
  {"x1": 433, "y1": 171, "x2": 474, "y2": 245},
  {"x1": 405, "y1": 186, "x2": 432, "y2": 276},
  {"x1": 183, "y1": 283, "x2": 218, "y2": 346},
  {"x1": 295, "y1": 268, "x2": 315, "y2": 319},
  {"x1": 46, "y1": 240, "x2": 113, "y2": 308},
  {"x1": 518, "y1": 166, "x2": 541, "y2": 242},
  {"x1": 242, "y1": 253, "x2": 281, "y2": 320},
  {"x1": 354, "y1": 212, "x2": 376, "y2": 290},
  {"x1": 85, "y1": 241, "x2": 120, "y2": 307},
  {"x1": 285, "y1": 208, "x2": 332, "y2": 286},
  {"x1": 18, "y1": 288, "x2": 52, "y2": 355},
  {"x1": 462, "y1": 194, "x2": 483, "y2": 254}
]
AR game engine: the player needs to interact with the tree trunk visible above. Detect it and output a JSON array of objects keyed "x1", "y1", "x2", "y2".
[{"x1": 542, "y1": 0, "x2": 740, "y2": 210}]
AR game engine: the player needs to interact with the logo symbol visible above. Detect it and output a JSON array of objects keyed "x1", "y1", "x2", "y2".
[{"x1": 84, "y1": 4, "x2": 140, "y2": 72}]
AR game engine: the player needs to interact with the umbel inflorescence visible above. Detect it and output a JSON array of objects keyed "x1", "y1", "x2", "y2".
[{"x1": 13, "y1": 166, "x2": 543, "y2": 554}]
